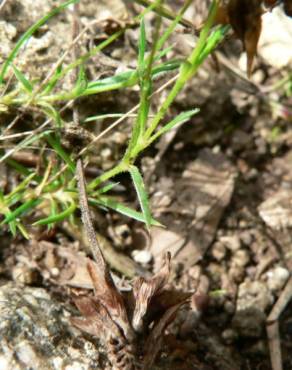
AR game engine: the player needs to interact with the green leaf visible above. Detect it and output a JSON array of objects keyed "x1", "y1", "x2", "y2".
[
  {"x1": 154, "y1": 44, "x2": 174, "y2": 62},
  {"x1": 98, "y1": 182, "x2": 120, "y2": 195},
  {"x1": 0, "y1": 0, "x2": 79, "y2": 84},
  {"x1": 8, "y1": 220, "x2": 17, "y2": 236},
  {"x1": 41, "y1": 64, "x2": 63, "y2": 94},
  {"x1": 5, "y1": 173, "x2": 36, "y2": 201},
  {"x1": 45, "y1": 133, "x2": 75, "y2": 172},
  {"x1": 138, "y1": 18, "x2": 147, "y2": 74},
  {"x1": 129, "y1": 165, "x2": 151, "y2": 229},
  {"x1": 39, "y1": 102, "x2": 62, "y2": 127},
  {"x1": 85, "y1": 70, "x2": 137, "y2": 95},
  {"x1": 12, "y1": 64, "x2": 33, "y2": 93},
  {"x1": 74, "y1": 65, "x2": 88, "y2": 95},
  {"x1": 1, "y1": 198, "x2": 42, "y2": 225},
  {"x1": 90, "y1": 196, "x2": 162, "y2": 226},
  {"x1": 198, "y1": 25, "x2": 229, "y2": 64},
  {"x1": 84, "y1": 113, "x2": 125, "y2": 122},
  {"x1": 149, "y1": 108, "x2": 199, "y2": 144},
  {"x1": 16, "y1": 221, "x2": 30, "y2": 239},
  {"x1": 33, "y1": 202, "x2": 76, "y2": 226}
]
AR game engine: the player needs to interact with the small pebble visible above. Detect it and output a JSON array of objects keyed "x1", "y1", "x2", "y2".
[
  {"x1": 232, "y1": 249, "x2": 250, "y2": 267},
  {"x1": 132, "y1": 250, "x2": 153, "y2": 265},
  {"x1": 266, "y1": 266, "x2": 290, "y2": 292},
  {"x1": 211, "y1": 242, "x2": 226, "y2": 261},
  {"x1": 229, "y1": 265, "x2": 245, "y2": 283},
  {"x1": 219, "y1": 235, "x2": 241, "y2": 251},
  {"x1": 50, "y1": 268, "x2": 60, "y2": 277},
  {"x1": 240, "y1": 231, "x2": 253, "y2": 246},
  {"x1": 237, "y1": 281, "x2": 273, "y2": 312}
]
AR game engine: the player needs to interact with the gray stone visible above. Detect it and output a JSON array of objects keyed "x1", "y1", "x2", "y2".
[{"x1": 0, "y1": 282, "x2": 103, "y2": 370}]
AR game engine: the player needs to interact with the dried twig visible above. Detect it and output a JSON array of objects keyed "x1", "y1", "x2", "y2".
[{"x1": 76, "y1": 159, "x2": 107, "y2": 270}]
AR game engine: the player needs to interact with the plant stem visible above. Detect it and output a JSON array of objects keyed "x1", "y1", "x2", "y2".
[
  {"x1": 88, "y1": 161, "x2": 128, "y2": 190},
  {"x1": 144, "y1": 0, "x2": 218, "y2": 140}
]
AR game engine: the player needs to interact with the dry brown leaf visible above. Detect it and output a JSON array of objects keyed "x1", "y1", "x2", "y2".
[
  {"x1": 216, "y1": 0, "x2": 290, "y2": 76},
  {"x1": 71, "y1": 296, "x2": 120, "y2": 339},
  {"x1": 142, "y1": 302, "x2": 186, "y2": 370},
  {"x1": 284, "y1": 0, "x2": 292, "y2": 16},
  {"x1": 132, "y1": 252, "x2": 171, "y2": 332},
  {"x1": 87, "y1": 259, "x2": 134, "y2": 340}
]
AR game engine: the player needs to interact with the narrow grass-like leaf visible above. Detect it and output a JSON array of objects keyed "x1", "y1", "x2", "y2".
[
  {"x1": 16, "y1": 221, "x2": 30, "y2": 239},
  {"x1": 154, "y1": 44, "x2": 174, "y2": 62},
  {"x1": 5, "y1": 173, "x2": 36, "y2": 201},
  {"x1": 84, "y1": 70, "x2": 137, "y2": 95},
  {"x1": 33, "y1": 202, "x2": 76, "y2": 226},
  {"x1": 90, "y1": 196, "x2": 162, "y2": 226},
  {"x1": 8, "y1": 220, "x2": 17, "y2": 236},
  {"x1": 1, "y1": 198, "x2": 42, "y2": 225},
  {"x1": 133, "y1": 0, "x2": 193, "y2": 29},
  {"x1": 74, "y1": 65, "x2": 88, "y2": 95},
  {"x1": 12, "y1": 64, "x2": 33, "y2": 93},
  {"x1": 84, "y1": 113, "x2": 124, "y2": 122},
  {"x1": 6, "y1": 158, "x2": 34, "y2": 177},
  {"x1": 0, "y1": 0, "x2": 79, "y2": 83},
  {"x1": 198, "y1": 25, "x2": 229, "y2": 64},
  {"x1": 149, "y1": 108, "x2": 199, "y2": 144},
  {"x1": 98, "y1": 182, "x2": 120, "y2": 194},
  {"x1": 129, "y1": 165, "x2": 151, "y2": 229},
  {"x1": 41, "y1": 64, "x2": 63, "y2": 95},
  {"x1": 138, "y1": 18, "x2": 147, "y2": 74},
  {"x1": 45, "y1": 133, "x2": 75, "y2": 172},
  {"x1": 39, "y1": 102, "x2": 62, "y2": 127}
]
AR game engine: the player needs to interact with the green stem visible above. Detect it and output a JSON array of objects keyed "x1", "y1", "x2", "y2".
[
  {"x1": 88, "y1": 161, "x2": 128, "y2": 190},
  {"x1": 144, "y1": 0, "x2": 218, "y2": 140}
]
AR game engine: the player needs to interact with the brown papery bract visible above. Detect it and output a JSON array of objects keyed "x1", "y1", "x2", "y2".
[{"x1": 216, "y1": 0, "x2": 290, "y2": 76}]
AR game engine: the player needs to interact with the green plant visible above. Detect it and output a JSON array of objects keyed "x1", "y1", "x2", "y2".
[{"x1": 0, "y1": 0, "x2": 228, "y2": 237}]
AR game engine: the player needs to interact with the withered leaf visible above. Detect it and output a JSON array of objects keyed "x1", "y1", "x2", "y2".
[
  {"x1": 284, "y1": 0, "x2": 292, "y2": 16},
  {"x1": 87, "y1": 259, "x2": 134, "y2": 341},
  {"x1": 215, "y1": 0, "x2": 289, "y2": 76},
  {"x1": 71, "y1": 296, "x2": 121, "y2": 340},
  {"x1": 132, "y1": 252, "x2": 171, "y2": 332},
  {"x1": 218, "y1": 0, "x2": 263, "y2": 77},
  {"x1": 142, "y1": 302, "x2": 186, "y2": 370}
]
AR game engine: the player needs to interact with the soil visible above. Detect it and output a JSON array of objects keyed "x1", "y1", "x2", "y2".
[{"x1": 0, "y1": 1, "x2": 292, "y2": 370}]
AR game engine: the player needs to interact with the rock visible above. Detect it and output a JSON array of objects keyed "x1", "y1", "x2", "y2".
[
  {"x1": 132, "y1": 250, "x2": 153, "y2": 265},
  {"x1": 266, "y1": 266, "x2": 290, "y2": 292},
  {"x1": 219, "y1": 235, "x2": 241, "y2": 252},
  {"x1": 258, "y1": 189, "x2": 292, "y2": 229},
  {"x1": 232, "y1": 249, "x2": 250, "y2": 268},
  {"x1": 258, "y1": 7, "x2": 292, "y2": 68},
  {"x1": 236, "y1": 281, "x2": 273, "y2": 312},
  {"x1": 239, "y1": 231, "x2": 253, "y2": 247},
  {"x1": 0, "y1": 282, "x2": 103, "y2": 370},
  {"x1": 211, "y1": 242, "x2": 226, "y2": 261}
]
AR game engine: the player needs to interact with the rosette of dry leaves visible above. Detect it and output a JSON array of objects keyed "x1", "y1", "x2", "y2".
[{"x1": 71, "y1": 160, "x2": 193, "y2": 370}]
